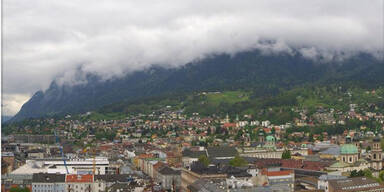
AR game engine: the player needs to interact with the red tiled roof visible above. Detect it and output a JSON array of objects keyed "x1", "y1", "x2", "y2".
[
  {"x1": 66, "y1": 174, "x2": 93, "y2": 183},
  {"x1": 223, "y1": 123, "x2": 237, "y2": 128},
  {"x1": 263, "y1": 128, "x2": 271, "y2": 133},
  {"x1": 138, "y1": 154, "x2": 153, "y2": 159},
  {"x1": 153, "y1": 162, "x2": 166, "y2": 170}
]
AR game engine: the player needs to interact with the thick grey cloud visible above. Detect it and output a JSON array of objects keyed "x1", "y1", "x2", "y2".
[{"x1": 3, "y1": 0, "x2": 383, "y2": 115}]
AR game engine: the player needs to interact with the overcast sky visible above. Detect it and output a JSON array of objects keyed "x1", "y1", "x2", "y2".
[{"x1": 3, "y1": 0, "x2": 383, "y2": 116}]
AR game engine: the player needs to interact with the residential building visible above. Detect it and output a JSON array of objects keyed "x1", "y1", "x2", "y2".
[
  {"x1": 262, "y1": 169, "x2": 295, "y2": 192},
  {"x1": 317, "y1": 174, "x2": 347, "y2": 192},
  {"x1": 32, "y1": 173, "x2": 66, "y2": 192},
  {"x1": 66, "y1": 174, "x2": 93, "y2": 192},
  {"x1": 2, "y1": 152, "x2": 15, "y2": 174},
  {"x1": 157, "y1": 166, "x2": 181, "y2": 191},
  {"x1": 10, "y1": 157, "x2": 109, "y2": 175},
  {"x1": 206, "y1": 146, "x2": 238, "y2": 160}
]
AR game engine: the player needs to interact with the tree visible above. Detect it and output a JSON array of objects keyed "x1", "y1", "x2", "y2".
[
  {"x1": 207, "y1": 127, "x2": 211, "y2": 135},
  {"x1": 363, "y1": 169, "x2": 373, "y2": 178},
  {"x1": 350, "y1": 170, "x2": 358, "y2": 177},
  {"x1": 357, "y1": 170, "x2": 364, "y2": 177},
  {"x1": 229, "y1": 155, "x2": 248, "y2": 167},
  {"x1": 271, "y1": 127, "x2": 276, "y2": 135},
  {"x1": 308, "y1": 133, "x2": 314, "y2": 142},
  {"x1": 379, "y1": 170, "x2": 384, "y2": 181},
  {"x1": 282, "y1": 150, "x2": 291, "y2": 159},
  {"x1": 317, "y1": 135, "x2": 324, "y2": 141},
  {"x1": 350, "y1": 169, "x2": 371, "y2": 177},
  {"x1": 198, "y1": 155, "x2": 210, "y2": 167}
]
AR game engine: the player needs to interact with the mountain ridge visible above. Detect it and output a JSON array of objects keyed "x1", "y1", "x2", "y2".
[{"x1": 10, "y1": 50, "x2": 384, "y2": 122}]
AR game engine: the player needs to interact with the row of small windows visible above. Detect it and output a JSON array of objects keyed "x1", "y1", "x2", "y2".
[
  {"x1": 373, "y1": 153, "x2": 382, "y2": 160},
  {"x1": 342, "y1": 156, "x2": 358, "y2": 163},
  {"x1": 33, "y1": 184, "x2": 90, "y2": 191}
]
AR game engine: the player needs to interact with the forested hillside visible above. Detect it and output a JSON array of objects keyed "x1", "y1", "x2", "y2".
[{"x1": 10, "y1": 50, "x2": 383, "y2": 122}]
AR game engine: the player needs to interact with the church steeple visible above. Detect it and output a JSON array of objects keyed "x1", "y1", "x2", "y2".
[
  {"x1": 370, "y1": 136, "x2": 383, "y2": 171},
  {"x1": 225, "y1": 113, "x2": 230, "y2": 123}
]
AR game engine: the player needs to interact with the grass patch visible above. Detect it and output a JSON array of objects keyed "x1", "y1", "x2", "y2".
[{"x1": 205, "y1": 91, "x2": 249, "y2": 106}]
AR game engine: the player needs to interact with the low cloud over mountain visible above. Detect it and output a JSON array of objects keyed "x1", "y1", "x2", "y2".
[{"x1": 3, "y1": 0, "x2": 383, "y2": 115}]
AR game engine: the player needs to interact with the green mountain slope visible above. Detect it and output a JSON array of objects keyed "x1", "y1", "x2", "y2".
[{"x1": 10, "y1": 50, "x2": 384, "y2": 122}]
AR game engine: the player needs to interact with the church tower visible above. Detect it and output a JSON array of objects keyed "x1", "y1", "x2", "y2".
[
  {"x1": 352, "y1": 135, "x2": 361, "y2": 159},
  {"x1": 225, "y1": 113, "x2": 230, "y2": 123},
  {"x1": 370, "y1": 136, "x2": 383, "y2": 171},
  {"x1": 258, "y1": 129, "x2": 265, "y2": 143}
]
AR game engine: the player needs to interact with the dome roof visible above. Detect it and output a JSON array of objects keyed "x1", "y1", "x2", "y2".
[
  {"x1": 340, "y1": 144, "x2": 358, "y2": 154},
  {"x1": 266, "y1": 135, "x2": 275, "y2": 142}
]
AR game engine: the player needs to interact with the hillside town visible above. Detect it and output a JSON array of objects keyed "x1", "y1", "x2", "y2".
[
  {"x1": 3, "y1": 0, "x2": 384, "y2": 191},
  {"x1": 2, "y1": 102, "x2": 384, "y2": 192}
]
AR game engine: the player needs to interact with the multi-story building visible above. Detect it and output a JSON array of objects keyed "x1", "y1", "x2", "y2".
[
  {"x1": 66, "y1": 174, "x2": 93, "y2": 192},
  {"x1": 32, "y1": 173, "x2": 66, "y2": 192},
  {"x1": 2, "y1": 152, "x2": 15, "y2": 174},
  {"x1": 11, "y1": 157, "x2": 109, "y2": 175},
  {"x1": 328, "y1": 177, "x2": 384, "y2": 192},
  {"x1": 182, "y1": 149, "x2": 207, "y2": 168},
  {"x1": 1, "y1": 174, "x2": 32, "y2": 192},
  {"x1": 157, "y1": 166, "x2": 181, "y2": 191},
  {"x1": 93, "y1": 174, "x2": 135, "y2": 192},
  {"x1": 317, "y1": 174, "x2": 347, "y2": 192},
  {"x1": 181, "y1": 163, "x2": 252, "y2": 191},
  {"x1": 181, "y1": 168, "x2": 227, "y2": 191},
  {"x1": 262, "y1": 169, "x2": 295, "y2": 192},
  {"x1": 30, "y1": 173, "x2": 137, "y2": 192}
]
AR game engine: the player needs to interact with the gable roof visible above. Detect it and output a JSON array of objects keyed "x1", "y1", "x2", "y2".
[
  {"x1": 207, "y1": 146, "x2": 238, "y2": 158},
  {"x1": 94, "y1": 174, "x2": 133, "y2": 182},
  {"x1": 66, "y1": 174, "x2": 93, "y2": 183},
  {"x1": 188, "y1": 179, "x2": 227, "y2": 192},
  {"x1": 32, "y1": 173, "x2": 65, "y2": 183},
  {"x1": 158, "y1": 166, "x2": 180, "y2": 175},
  {"x1": 328, "y1": 177, "x2": 384, "y2": 191},
  {"x1": 182, "y1": 149, "x2": 207, "y2": 158},
  {"x1": 264, "y1": 170, "x2": 293, "y2": 177}
]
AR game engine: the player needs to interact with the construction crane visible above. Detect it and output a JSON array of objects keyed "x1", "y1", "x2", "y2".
[
  {"x1": 83, "y1": 147, "x2": 96, "y2": 176},
  {"x1": 54, "y1": 130, "x2": 69, "y2": 174},
  {"x1": 92, "y1": 148, "x2": 96, "y2": 176}
]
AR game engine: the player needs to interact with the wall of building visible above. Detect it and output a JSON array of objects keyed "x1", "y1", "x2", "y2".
[{"x1": 32, "y1": 183, "x2": 66, "y2": 192}]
